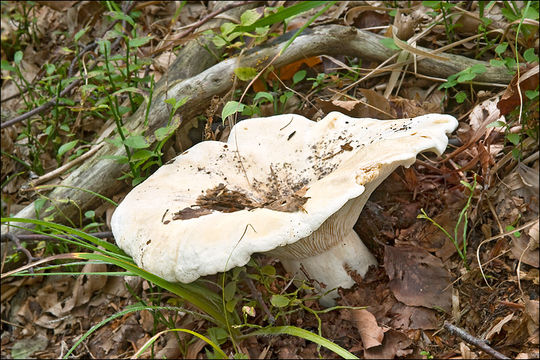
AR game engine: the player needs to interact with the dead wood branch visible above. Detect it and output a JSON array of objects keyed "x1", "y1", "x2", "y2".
[
  {"x1": 3, "y1": 24, "x2": 513, "y2": 234},
  {"x1": 443, "y1": 321, "x2": 510, "y2": 359}
]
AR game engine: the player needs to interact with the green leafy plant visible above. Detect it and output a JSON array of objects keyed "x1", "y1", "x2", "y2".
[
  {"x1": 417, "y1": 174, "x2": 478, "y2": 269},
  {"x1": 1, "y1": 217, "x2": 358, "y2": 359},
  {"x1": 422, "y1": 1, "x2": 459, "y2": 42},
  {"x1": 439, "y1": 64, "x2": 487, "y2": 104}
]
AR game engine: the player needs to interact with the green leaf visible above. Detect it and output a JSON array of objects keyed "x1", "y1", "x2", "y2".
[
  {"x1": 14, "y1": 50, "x2": 23, "y2": 65},
  {"x1": 501, "y1": 7, "x2": 519, "y2": 22},
  {"x1": 224, "y1": 281, "x2": 236, "y2": 302},
  {"x1": 207, "y1": 327, "x2": 229, "y2": 346},
  {"x1": 155, "y1": 119, "x2": 180, "y2": 141},
  {"x1": 292, "y1": 70, "x2": 306, "y2": 85},
  {"x1": 131, "y1": 149, "x2": 154, "y2": 161},
  {"x1": 486, "y1": 120, "x2": 506, "y2": 128},
  {"x1": 97, "y1": 39, "x2": 112, "y2": 56},
  {"x1": 240, "y1": 9, "x2": 261, "y2": 26},
  {"x1": 234, "y1": 67, "x2": 258, "y2": 81},
  {"x1": 104, "y1": 137, "x2": 123, "y2": 148},
  {"x1": 470, "y1": 64, "x2": 487, "y2": 74},
  {"x1": 254, "y1": 91, "x2": 274, "y2": 103},
  {"x1": 380, "y1": 37, "x2": 400, "y2": 50},
  {"x1": 422, "y1": 1, "x2": 442, "y2": 10},
  {"x1": 221, "y1": 101, "x2": 245, "y2": 120},
  {"x1": 107, "y1": 11, "x2": 135, "y2": 26},
  {"x1": 457, "y1": 72, "x2": 476, "y2": 83},
  {"x1": 522, "y1": 6, "x2": 539, "y2": 20},
  {"x1": 57, "y1": 140, "x2": 79, "y2": 157},
  {"x1": 164, "y1": 96, "x2": 188, "y2": 113},
  {"x1": 212, "y1": 36, "x2": 228, "y2": 48},
  {"x1": 505, "y1": 225, "x2": 521, "y2": 237},
  {"x1": 506, "y1": 133, "x2": 520, "y2": 145},
  {"x1": 523, "y1": 48, "x2": 539, "y2": 63},
  {"x1": 34, "y1": 198, "x2": 47, "y2": 214},
  {"x1": 45, "y1": 63, "x2": 56, "y2": 75},
  {"x1": 525, "y1": 90, "x2": 539, "y2": 100},
  {"x1": 80, "y1": 84, "x2": 98, "y2": 95},
  {"x1": 260, "y1": 265, "x2": 276, "y2": 276},
  {"x1": 101, "y1": 155, "x2": 129, "y2": 164},
  {"x1": 84, "y1": 210, "x2": 95, "y2": 219},
  {"x1": 280, "y1": 92, "x2": 292, "y2": 104},
  {"x1": 111, "y1": 87, "x2": 143, "y2": 97},
  {"x1": 124, "y1": 135, "x2": 150, "y2": 149},
  {"x1": 129, "y1": 36, "x2": 152, "y2": 48},
  {"x1": 490, "y1": 59, "x2": 505, "y2": 67},
  {"x1": 220, "y1": 22, "x2": 237, "y2": 36},
  {"x1": 74, "y1": 27, "x2": 89, "y2": 42},
  {"x1": 255, "y1": 26, "x2": 269, "y2": 35},
  {"x1": 226, "y1": 297, "x2": 239, "y2": 313},
  {"x1": 270, "y1": 294, "x2": 290, "y2": 308},
  {"x1": 504, "y1": 57, "x2": 516, "y2": 69},
  {"x1": 1, "y1": 59, "x2": 16, "y2": 72},
  {"x1": 132, "y1": 177, "x2": 146, "y2": 186},
  {"x1": 455, "y1": 91, "x2": 467, "y2": 103},
  {"x1": 495, "y1": 43, "x2": 508, "y2": 55},
  {"x1": 154, "y1": 127, "x2": 170, "y2": 141},
  {"x1": 233, "y1": 1, "x2": 328, "y2": 34}
]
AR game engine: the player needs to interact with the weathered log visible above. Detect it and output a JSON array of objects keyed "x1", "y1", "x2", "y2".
[{"x1": 4, "y1": 24, "x2": 513, "y2": 233}]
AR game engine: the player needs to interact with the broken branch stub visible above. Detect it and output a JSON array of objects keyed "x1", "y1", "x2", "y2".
[{"x1": 111, "y1": 111, "x2": 458, "y2": 305}]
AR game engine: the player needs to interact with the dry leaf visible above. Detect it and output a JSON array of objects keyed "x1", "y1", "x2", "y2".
[
  {"x1": 364, "y1": 329, "x2": 412, "y2": 359},
  {"x1": 485, "y1": 312, "x2": 514, "y2": 340},
  {"x1": 345, "y1": 308, "x2": 384, "y2": 349},
  {"x1": 384, "y1": 245, "x2": 452, "y2": 312},
  {"x1": 459, "y1": 342, "x2": 478, "y2": 359},
  {"x1": 497, "y1": 64, "x2": 539, "y2": 115}
]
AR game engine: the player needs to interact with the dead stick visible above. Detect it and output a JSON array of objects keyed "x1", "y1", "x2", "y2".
[
  {"x1": 1, "y1": 79, "x2": 81, "y2": 129},
  {"x1": 27, "y1": 143, "x2": 104, "y2": 187},
  {"x1": 443, "y1": 321, "x2": 510, "y2": 359},
  {"x1": 2, "y1": 233, "x2": 40, "y2": 267}
]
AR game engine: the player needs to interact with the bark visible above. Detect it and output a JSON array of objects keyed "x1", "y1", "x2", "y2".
[{"x1": 4, "y1": 24, "x2": 513, "y2": 233}]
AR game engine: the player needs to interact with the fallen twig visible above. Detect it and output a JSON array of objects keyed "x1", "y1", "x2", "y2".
[
  {"x1": 0, "y1": 79, "x2": 81, "y2": 129},
  {"x1": 443, "y1": 321, "x2": 510, "y2": 359},
  {"x1": 26, "y1": 143, "x2": 105, "y2": 187},
  {"x1": 2, "y1": 233, "x2": 40, "y2": 270}
]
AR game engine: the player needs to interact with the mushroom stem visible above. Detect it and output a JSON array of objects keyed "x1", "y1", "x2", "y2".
[{"x1": 280, "y1": 229, "x2": 377, "y2": 306}]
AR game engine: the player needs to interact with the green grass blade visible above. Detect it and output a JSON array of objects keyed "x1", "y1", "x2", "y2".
[
  {"x1": 30, "y1": 184, "x2": 118, "y2": 207},
  {"x1": 74, "y1": 252, "x2": 227, "y2": 327},
  {"x1": 2, "y1": 217, "x2": 124, "y2": 255},
  {"x1": 63, "y1": 305, "x2": 213, "y2": 359},
  {"x1": 1, "y1": 218, "x2": 227, "y2": 327},
  {"x1": 134, "y1": 328, "x2": 227, "y2": 359},
  {"x1": 234, "y1": 1, "x2": 327, "y2": 33},
  {"x1": 280, "y1": 1, "x2": 337, "y2": 56},
  {"x1": 248, "y1": 325, "x2": 358, "y2": 359}
]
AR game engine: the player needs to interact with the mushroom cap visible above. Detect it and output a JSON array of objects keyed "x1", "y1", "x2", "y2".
[{"x1": 111, "y1": 112, "x2": 458, "y2": 283}]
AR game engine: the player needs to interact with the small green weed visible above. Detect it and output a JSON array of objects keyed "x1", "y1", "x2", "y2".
[{"x1": 418, "y1": 174, "x2": 478, "y2": 269}]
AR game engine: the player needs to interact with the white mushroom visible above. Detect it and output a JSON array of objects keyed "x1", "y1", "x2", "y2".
[{"x1": 111, "y1": 111, "x2": 458, "y2": 305}]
